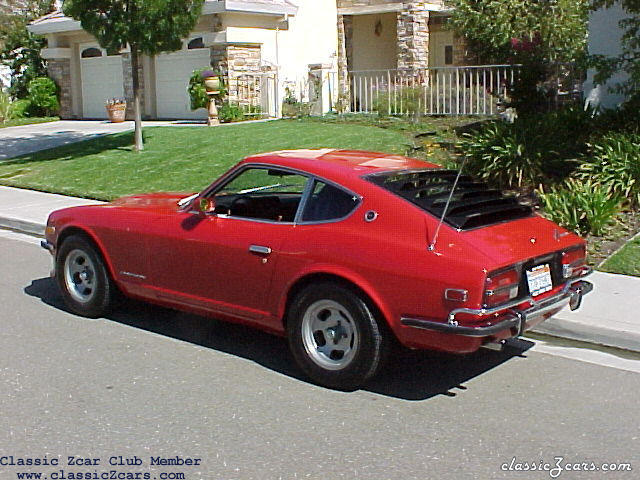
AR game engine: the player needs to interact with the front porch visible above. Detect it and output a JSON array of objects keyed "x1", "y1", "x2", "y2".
[{"x1": 336, "y1": 1, "x2": 472, "y2": 102}]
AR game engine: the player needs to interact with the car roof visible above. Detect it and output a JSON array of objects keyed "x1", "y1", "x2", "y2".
[{"x1": 243, "y1": 149, "x2": 441, "y2": 183}]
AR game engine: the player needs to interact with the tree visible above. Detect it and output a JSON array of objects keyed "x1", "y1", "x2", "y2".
[
  {"x1": 63, "y1": 0, "x2": 205, "y2": 152},
  {"x1": 0, "y1": 1, "x2": 54, "y2": 98},
  {"x1": 445, "y1": 0, "x2": 589, "y2": 115},
  {"x1": 590, "y1": 0, "x2": 640, "y2": 97}
]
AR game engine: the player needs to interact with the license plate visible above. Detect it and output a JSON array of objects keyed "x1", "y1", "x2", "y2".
[{"x1": 526, "y1": 264, "x2": 553, "y2": 296}]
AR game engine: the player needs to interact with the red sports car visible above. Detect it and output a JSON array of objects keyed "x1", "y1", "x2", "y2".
[{"x1": 42, "y1": 149, "x2": 592, "y2": 389}]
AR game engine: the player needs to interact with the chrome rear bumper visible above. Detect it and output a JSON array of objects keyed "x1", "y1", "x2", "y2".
[{"x1": 401, "y1": 277, "x2": 593, "y2": 338}]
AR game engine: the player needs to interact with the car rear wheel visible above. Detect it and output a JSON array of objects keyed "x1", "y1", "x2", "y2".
[
  {"x1": 56, "y1": 235, "x2": 114, "y2": 318},
  {"x1": 287, "y1": 282, "x2": 387, "y2": 390}
]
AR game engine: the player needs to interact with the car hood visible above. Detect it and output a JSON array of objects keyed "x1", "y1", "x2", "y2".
[
  {"x1": 438, "y1": 214, "x2": 584, "y2": 268},
  {"x1": 109, "y1": 192, "x2": 196, "y2": 212}
]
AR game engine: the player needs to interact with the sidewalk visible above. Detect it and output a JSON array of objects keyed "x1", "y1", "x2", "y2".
[{"x1": 1, "y1": 185, "x2": 639, "y2": 354}]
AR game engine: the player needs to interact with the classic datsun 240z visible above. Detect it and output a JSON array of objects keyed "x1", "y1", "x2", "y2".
[{"x1": 42, "y1": 149, "x2": 592, "y2": 389}]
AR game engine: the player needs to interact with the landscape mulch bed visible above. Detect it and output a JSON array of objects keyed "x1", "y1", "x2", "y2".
[{"x1": 587, "y1": 210, "x2": 640, "y2": 267}]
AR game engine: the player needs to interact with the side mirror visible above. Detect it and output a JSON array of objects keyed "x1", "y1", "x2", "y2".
[{"x1": 194, "y1": 196, "x2": 216, "y2": 216}]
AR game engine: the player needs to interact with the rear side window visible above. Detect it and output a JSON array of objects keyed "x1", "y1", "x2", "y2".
[{"x1": 302, "y1": 180, "x2": 359, "y2": 222}]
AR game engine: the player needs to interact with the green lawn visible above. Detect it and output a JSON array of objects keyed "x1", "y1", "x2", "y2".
[
  {"x1": 0, "y1": 117, "x2": 59, "y2": 128},
  {"x1": 0, "y1": 119, "x2": 412, "y2": 200},
  {"x1": 600, "y1": 235, "x2": 640, "y2": 277}
]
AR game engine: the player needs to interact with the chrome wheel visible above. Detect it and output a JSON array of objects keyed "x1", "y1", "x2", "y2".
[
  {"x1": 63, "y1": 248, "x2": 97, "y2": 304},
  {"x1": 301, "y1": 299, "x2": 359, "y2": 370}
]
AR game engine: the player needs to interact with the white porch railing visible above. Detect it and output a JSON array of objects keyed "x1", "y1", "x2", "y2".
[{"x1": 347, "y1": 65, "x2": 518, "y2": 116}]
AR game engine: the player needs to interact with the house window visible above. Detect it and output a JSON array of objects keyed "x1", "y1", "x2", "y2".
[
  {"x1": 188, "y1": 37, "x2": 205, "y2": 49},
  {"x1": 444, "y1": 45, "x2": 454, "y2": 65},
  {"x1": 81, "y1": 47, "x2": 102, "y2": 58}
]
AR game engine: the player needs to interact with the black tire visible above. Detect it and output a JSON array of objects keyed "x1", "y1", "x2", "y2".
[
  {"x1": 287, "y1": 282, "x2": 387, "y2": 390},
  {"x1": 56, "y1": 234, "x2": 114, "y2": 318}
]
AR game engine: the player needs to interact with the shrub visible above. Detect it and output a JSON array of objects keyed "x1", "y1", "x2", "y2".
[
  {"x1": 371, "y1": 86, "x2": 456, "y2": 116},
  {"x1": 577, "y1": 132, "x2": 640, "y2": 207},
  {"x1": 459, "y1": 106, "x2": 595, "y2": 189},
  {"x1": 218, "y1": 102, "x2": 244, "y2": 123},
  {"x1": 26, "y1": 77, "x2": 59, "y2": 117},
  {"x1": 538, "y1": 179, "x2": 622, "y2": 237},
  {"x1": 10, "y1": 99, "x2": 31, "y2": 119},
  {"x1": 188, "y1": 69, "x2": 209, "y2": 111},
  {"x1": 282, "y1": 101, "x2": 312, "y2": 118},
  {"x1": 460, "y1": 120, "x2": 546, "y2": 189}
]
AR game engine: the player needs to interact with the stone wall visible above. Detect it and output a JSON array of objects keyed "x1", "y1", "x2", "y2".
[
  {"x1": 122, "y1": 53, "x2": 145, "y2": 120},
  {"x1": 48, "y1": 59, "x2": 72, "y2": 119}
]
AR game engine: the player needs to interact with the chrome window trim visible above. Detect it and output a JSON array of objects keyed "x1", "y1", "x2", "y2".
[{"x1": 198, "y1": 163, "x2": 363, "y2": 226}]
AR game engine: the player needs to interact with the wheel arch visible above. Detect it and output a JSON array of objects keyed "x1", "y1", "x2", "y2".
[
  {"x1": 280, "y1": 270, "x2": 395, "y2": 336},
  {"x1": 56, "y1": 225, "x2": 118, "y2": 281}
]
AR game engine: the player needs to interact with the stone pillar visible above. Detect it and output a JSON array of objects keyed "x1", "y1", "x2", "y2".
[
  {"x1": 308, "y1": 64, "x2": 334, "y2": 115},
  {"x1": 48, "y1": 59, "x2": 72, "y2": 119},
  {"x1": 122, "y1": 53, "x2": 145, "y2": 120},
  {"x1": 397, "y1": 4, "x2": 430, "y2": 72},
  {"x1": 211, "y1": 44, "x2": 261, "y2": 107},
  {"x1": 336, "y1": 14, "x2": 353, "y2": 109}
]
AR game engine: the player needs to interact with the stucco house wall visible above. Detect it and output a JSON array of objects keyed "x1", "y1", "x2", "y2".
[
  {"x1": 584, "y1": 1, "x2": 631, "y2": 109},
  {"x1": 28, "y1": 0, "x2": 338, "y2": 120}
]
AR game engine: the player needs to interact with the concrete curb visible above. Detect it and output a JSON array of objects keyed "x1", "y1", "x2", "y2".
[
  {"x1": 0, "y1": 216, "x2": 45, "y2": 236},
  {"x1": 531, "y1": 318, "x2": 640, "y2": 354}
]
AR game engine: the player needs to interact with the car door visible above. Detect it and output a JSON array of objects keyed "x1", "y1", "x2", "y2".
[{"x1": 146, "y1": 166, "x2": 310, "y2": 322}]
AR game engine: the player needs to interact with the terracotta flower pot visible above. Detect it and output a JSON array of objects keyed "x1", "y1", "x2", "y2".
[
  {"x1": 204, "y1": 76, "x2": 221, "y2": 94},
  {"x1": 106, "y1": 103, "x2": 127, "y2": 123}
]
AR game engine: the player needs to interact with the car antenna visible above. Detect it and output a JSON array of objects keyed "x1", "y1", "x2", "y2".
[{"x1": 428, "y1": 158, "x2": 467, "y2": 252}]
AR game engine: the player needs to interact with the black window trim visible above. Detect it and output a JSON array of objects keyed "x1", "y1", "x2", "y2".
[
  {"x1": 362, "y1": 167, "x2": 534, "y2": 232},
  {"x1": 200, "y1": 163, "x2": 362, "y2": 226}
]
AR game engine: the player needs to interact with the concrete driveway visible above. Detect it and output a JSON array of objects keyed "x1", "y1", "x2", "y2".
[
  {"x1": 0, "y1": 119, "x2": 208, "y2": 160},
  {"x1": 0, "y1": 120, "x2": 136, "y2": 160}
]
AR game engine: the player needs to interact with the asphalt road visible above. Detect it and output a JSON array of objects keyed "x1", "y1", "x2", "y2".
[{"x1": 1, "y1": 231, "x2": 639, "y2": 480}]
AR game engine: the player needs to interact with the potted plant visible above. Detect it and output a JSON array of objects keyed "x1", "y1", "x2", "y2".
[
  {"x1": 105, "y1": 98, "x2": 126, "y2": 123},
  {"x1": 200, "y1": 69, "x2": 222, "y2": 94}
]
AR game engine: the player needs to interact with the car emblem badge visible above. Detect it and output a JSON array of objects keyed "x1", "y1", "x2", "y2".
[{"x1": 530, "y1": 237, "x2": 536, "y2": 244}]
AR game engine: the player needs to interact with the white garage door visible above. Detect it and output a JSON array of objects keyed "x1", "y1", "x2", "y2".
[
  {"x1": 155, "y1": 49, "x2": 210, "y2": 120},
  {"x1": 80, "y1": 46, "x2": 125, "y2": 119}
]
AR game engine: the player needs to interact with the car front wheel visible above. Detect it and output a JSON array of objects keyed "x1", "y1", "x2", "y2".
[
  {"x1": 56, "y1": 234, "x2": 114, "y2": 318},
  {"x1": 287, "y1": 282, "x2": 387, "y2": 390}
]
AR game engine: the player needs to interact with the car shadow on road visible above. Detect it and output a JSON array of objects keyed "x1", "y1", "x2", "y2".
[{"x1": 25, "y1": 276, "x2": 534, "y2": 401}]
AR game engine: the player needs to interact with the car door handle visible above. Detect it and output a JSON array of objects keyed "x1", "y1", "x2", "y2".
[{"x1": 249, "y1": 245, "x2": 272, "y2": 255}]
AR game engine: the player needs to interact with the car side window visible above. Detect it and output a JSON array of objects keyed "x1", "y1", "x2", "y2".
[
  {"x1": 301, "y1": 180, "x2": 359, "y2": 222},
  {"x1": 213, "y1": 167, "x2": 309, "y2": 222}
]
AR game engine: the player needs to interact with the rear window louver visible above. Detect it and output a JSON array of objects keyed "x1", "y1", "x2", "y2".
[{"x1": 367, "y1": 169, "x2": 533, "y2": 230}]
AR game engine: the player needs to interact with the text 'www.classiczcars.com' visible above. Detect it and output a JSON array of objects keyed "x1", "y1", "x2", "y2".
[{"x1": 1, "y1": 455, "x2": 202, "y2": 480}]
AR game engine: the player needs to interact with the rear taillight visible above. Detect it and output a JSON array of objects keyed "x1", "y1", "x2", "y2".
[
  {"x1": 484, "y1": 268, "x2": 520, "y2": 307},
  {"x1": 561, "y1": 245, "x2": 586, "y2": 279}
]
